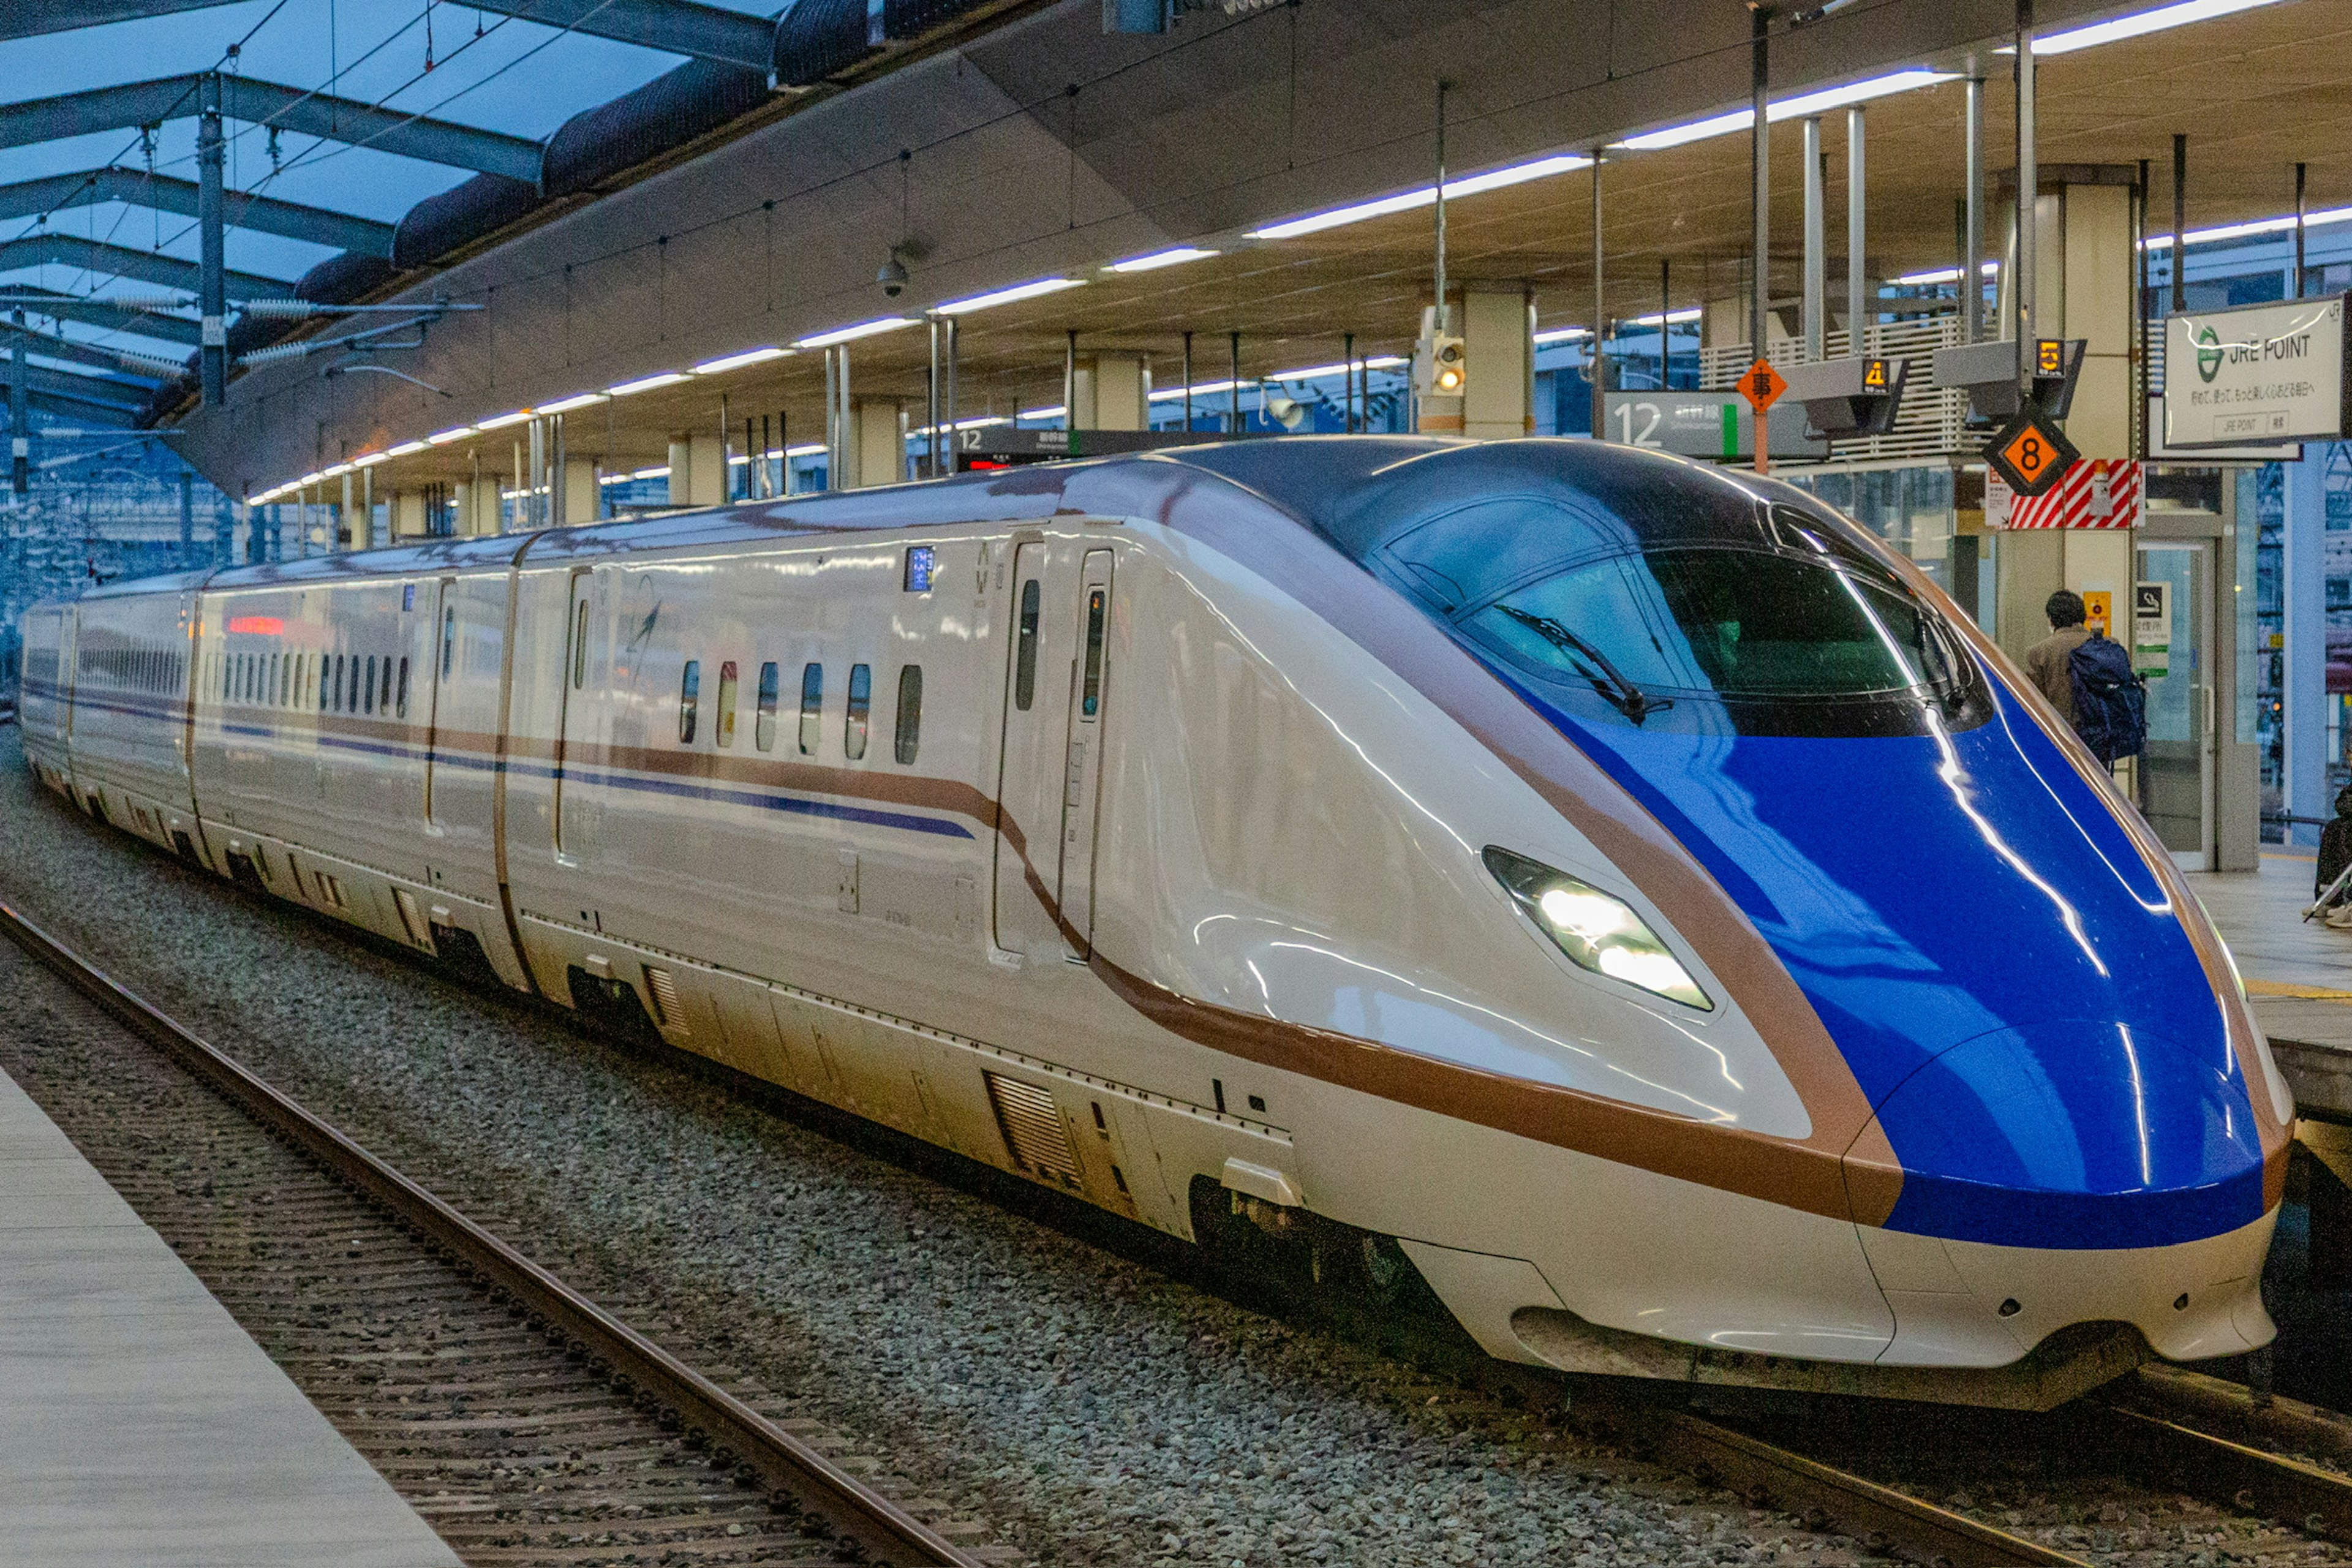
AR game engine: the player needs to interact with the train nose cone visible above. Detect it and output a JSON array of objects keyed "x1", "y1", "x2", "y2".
[{"x1": 1856, "y1": 1018, "x2": 2271, "y2": 1250}]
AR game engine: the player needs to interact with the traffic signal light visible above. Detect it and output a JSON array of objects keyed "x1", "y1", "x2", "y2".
[{"x1": 1417, "y1": 334, "x2": 1466, "y2": 398}]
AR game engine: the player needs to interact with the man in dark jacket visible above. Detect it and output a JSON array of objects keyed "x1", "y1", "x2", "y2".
[
  {"x1": 2024, "y1": 589, "x2": 2094, "y2": 732},
  {"x1": 2319, "y1": 785, "x2": 2352, "y2": 928}
]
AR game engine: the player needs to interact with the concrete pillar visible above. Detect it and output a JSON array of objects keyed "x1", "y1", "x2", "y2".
[
  {"x1": 665, "y1": 435, "x2": 725, "y2": 507},
  {"x1": 851, "y1": 399, "x2": 905, "y2": 489},
  {"x1": 1461, "y1": 284, "x2": 1534, "y2": 440},
  {"x1": 2057, "y1": 181, "x2": 2133, "y2": 459},
  {"x1": 1071, "y1": 353, "x2": 1149, "y2": 431},
  {"x1": 2286, "y1": 451, "x2": 2330, "y2": 845},
  {"x1": 391, "y1": 491, "x2": 429, "y2": 538},
  {"x1": 562, "y1": 458, "x2": 598, "y2": 525}
]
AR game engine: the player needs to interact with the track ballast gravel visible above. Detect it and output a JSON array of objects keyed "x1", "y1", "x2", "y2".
[{"x1": 0, "y1": 728, "x2": 2342, "y2": 1567}]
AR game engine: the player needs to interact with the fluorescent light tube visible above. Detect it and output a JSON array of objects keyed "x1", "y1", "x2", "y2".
[
  {"x1": 1616, "y1": 70, "x2": 1953, "y2": 152},
  {"x1": 794, "y1": 317, "x2": 921, "y2": 348},
  {"x1": 1250, "y1": 154, "x2": 1591, "y2": 240},
  {"x1": 1109, "y1": 247, "x2": 1219, "y2": 273},
  {"x1": 538, "y1": 392, "x2": 610, "y2": 413},
  {"x1": 936, "y1": 278, "x2": 1087, "y2": 314},
  {"x1": 691, "y1": 346, "x2": 793, "y2": 374},
  {"x1": 607, "y1": 372, "x2": 692, "y2": 397}
]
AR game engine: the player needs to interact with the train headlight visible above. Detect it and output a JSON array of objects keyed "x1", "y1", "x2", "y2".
[{"x1": 1483, "y1": 845, "x2": 1711, "y2": 1011}]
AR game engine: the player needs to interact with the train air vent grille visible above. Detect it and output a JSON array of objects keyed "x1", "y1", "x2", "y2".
[
  {"x1": 393, "y1": 889, "x2": 426, "y2": 944},
  {"x1": 643, "y1": 965, "x2": 686, "y2": 1033},
  {"x1": 984, "y1": 1072, "x2": 1080, "y2": 1186}
]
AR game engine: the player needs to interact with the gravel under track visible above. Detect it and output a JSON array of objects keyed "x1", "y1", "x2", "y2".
[{"x1": 0, "y1": 728, "x2": 2340, "y2": 1568}]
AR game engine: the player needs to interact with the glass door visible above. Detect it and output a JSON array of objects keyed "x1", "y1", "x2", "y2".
[{"x1": 2136, "y1": 541, "x2": 2213, "y2": 865}]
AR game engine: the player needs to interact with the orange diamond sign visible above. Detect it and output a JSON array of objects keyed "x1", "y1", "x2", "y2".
[
  {"x1": 1985, "y1": 404, "x2": 2080, "y2": 499},
  {"x1": 1738, "y1": 358, "x2": 1787, "y2": 412}
]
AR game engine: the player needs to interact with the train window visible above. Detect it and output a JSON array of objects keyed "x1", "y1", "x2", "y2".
[
  {"x1": 380, "y1": 655, "x2": 393, "y2": 714},
  {"x1": 333, "y1": 654, "x2": 345, "y2": 712},
  {"x1": 798, "y1": 663, "x2": 823, "y2": 755},
  {"x1": 678, "y1": 660, "x2": 701, "y2": 745},
  {"x1": 903, "y1": 545, "x2": 935, "y2": 592},
  {"x1": 1080, "y1": 588, "x2": 1107, "y2": 719},
  {"x1": 441, "y1": 605, "x2": 456, "y2": 679},
  {"x1": 715, "y1": 661, "x2": 739, "y2": 747},
  {"x1": 366, "y1": 655, "x2": 379, "y2": 715},
  {"x1": 570, "y1": 600, "x2": 589, "y2": 690},
  {"x1": 755, "y1": 662, "x2": 779, "y2": 752},
  {"x1": 894, "y1": 665, "x2": 922, "y2": 765},
  {"x1": 273, "y1": 653, "x2": 285, "y2": 706},
  {"x1": 845, "y1": 663, "x2": 870, "y2": 760},
  {"x1": 1014, "y1": 578, "x2": 1041, "y2": 711},
  {"x1": 396, "y1": 657, "x2": 410, "y2": 719},
  {"x1": 318, "y1": 655, "x2": 331, "y2": 710}
]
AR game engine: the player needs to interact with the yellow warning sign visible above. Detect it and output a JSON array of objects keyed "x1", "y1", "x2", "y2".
[{"x1": 2082, "y1": 589, "x2": 2112, "y2": 637}]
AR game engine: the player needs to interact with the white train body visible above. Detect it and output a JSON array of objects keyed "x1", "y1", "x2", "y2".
[{"x1": 17, "y1": 439, "x2": 2291, "y2": 1406}]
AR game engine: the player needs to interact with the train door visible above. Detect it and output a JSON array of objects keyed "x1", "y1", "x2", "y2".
[
  {"x1": 2136, "y1": 540, "x2": 2214, "y2": 867},
  {"x1": 992, "y1": 539, "x2": 1071, "y2": 957},
  {"x1": 423, "y1": 577, "x2": 456, "y2": 827},
  {"x1": 554, "y1": 567, "x2": 597, "y2": 862},
  {"x1": 1056, "y1": 550, "x2": 1115, "y2": 957}
]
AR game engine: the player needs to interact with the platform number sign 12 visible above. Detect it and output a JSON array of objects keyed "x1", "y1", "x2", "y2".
[{"x1": 1985, "y1": 403, "x2": 2079, "y2": 499}]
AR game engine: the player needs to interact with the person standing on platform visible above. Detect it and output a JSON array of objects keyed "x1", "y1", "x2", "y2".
[
  {"x1": 2318, "y1": 785, "x2": 2352, "y2": 929},
  {"x1": 2024, "y1": 590, "x2": 2094, "y2": 734}
]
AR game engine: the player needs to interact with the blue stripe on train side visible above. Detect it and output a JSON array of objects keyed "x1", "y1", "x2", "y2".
[{"x1": 1492, "y1": 662, "x2": 2268, "y2": 1251}]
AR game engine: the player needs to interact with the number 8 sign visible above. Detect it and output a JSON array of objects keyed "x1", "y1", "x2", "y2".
[{"x1": 1985, "y1": 403, "x2": 2080, "y2": 499}]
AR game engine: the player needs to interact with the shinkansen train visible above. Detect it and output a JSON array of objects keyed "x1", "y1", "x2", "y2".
[{"x1": 16, "y1": 437, "x2": 2293, "y2": 1407}]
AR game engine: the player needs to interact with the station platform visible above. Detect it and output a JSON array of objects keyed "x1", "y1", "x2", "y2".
[
  {"x1": 2185, "y1": 853, "x2": 2352, "y2": 1121},
  {"x1": 0, "y1": 1062, "x2": 459, "y2": 1567}
]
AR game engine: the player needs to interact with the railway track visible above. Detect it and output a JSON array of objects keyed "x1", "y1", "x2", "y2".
[
  {"x1": 0, "y1": 897, "x2": 992, "y2": 1568},
  {"x1": 10, "y1": 880, "x2": 2352, "y2": 1568}
]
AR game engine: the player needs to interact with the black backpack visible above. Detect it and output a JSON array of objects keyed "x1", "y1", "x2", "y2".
[{"x1": 2068, "y1": 633, "x2": 2147, "y2": 765}]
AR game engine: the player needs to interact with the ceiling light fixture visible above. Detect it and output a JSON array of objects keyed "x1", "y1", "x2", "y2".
[
  {"x1": 1614, "y1": 70, "x2": 1953, "y2": 152},
  {"x1": 936, "y1": 277, "x2": 1088, "y2": 315},
  {"x1": 1108, "y1": 247, "x2": 1219, "y2": 273},
  {"x1": 2024, "y1": 0, "x2": 2288, "y2": 55},
  {"x1": 538, "y1": 391, "x2": 609, "y2": 413},
  {"x1": 692, "y1": 347, "x2": 794, "y2": 374},
  {"x1": 1249, "y1": 153, "x2": 1593, "y2": 240},
  {"x1": 607, "y1": 372, "x2": 692, "y2": 397},
  {"x1": 477, "y1": 409, "x2": 533, "y2": 430},
  {"x1": 794, "y1": 317, "x2": 921, "y2": 349},
  {"x1": 426, "y1": 426, "x2": 475, "y2": 445}
]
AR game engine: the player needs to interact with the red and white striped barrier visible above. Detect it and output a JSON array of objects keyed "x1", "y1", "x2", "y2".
[{"x1": 1986, "y1": 458, "x2": 2143, "y2": 529}]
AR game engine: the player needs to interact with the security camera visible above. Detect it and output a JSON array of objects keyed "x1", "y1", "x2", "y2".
[{"x1": 877, "y1": 251, "x2": 910, "y2": 298}]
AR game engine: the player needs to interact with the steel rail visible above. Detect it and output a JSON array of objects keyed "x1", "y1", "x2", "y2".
[
  {"x1": 1651, "y1": 1412, "x2": 2089, "y2": 1566},
  {"x1": 0, "y1": 896, "x2": 982, "y2": 1568},
  {"x1": 2111, "y1": 1367, "x2": 2352, "y2": 1540}
]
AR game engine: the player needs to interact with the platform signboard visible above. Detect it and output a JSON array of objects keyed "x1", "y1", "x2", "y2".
[
  {"x1": 2162, "y1": 293, "x2": 2352, "y2": 449},
  {"x1": 1601, "y1": 391, "x2": 1827, "y2": 462},
  {"x1": 1985, "y1": 404, "x2": 2079, "y2": 497}
]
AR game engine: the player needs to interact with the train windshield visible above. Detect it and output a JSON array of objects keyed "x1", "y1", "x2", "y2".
[
  {"x1": 1474, "y1": 547, "x2": 1959, "y2": 700},
  {"x1": 1379, "y1": 498, "x2": 1988, "y2": 738}
]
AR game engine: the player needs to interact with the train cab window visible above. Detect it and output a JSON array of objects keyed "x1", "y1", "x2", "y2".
[
  {"x1": 715, "y1": 661, "x2": 739, "y2": 747},
  {"x1": 755, "y1": 662, "x2": 779, "y2": 752},
  {"x1": 798, "y1": 663, "x2": 823, "y2": 755},
  {"x1": 678, "y1": 660, "x2": 701, "y2": 745},
  {"x1": 894, "y1": 665, "x2": 922, "y2": 765},
  {"x1": 1014, "y1": 578, "x2": 1041, "y2": 710},
  {"x1": 396, "y1": 657, "x2": 410, "y2": 719},
  {"x1": 845, "y1": 663, "x2": 870, "y2": 761}
]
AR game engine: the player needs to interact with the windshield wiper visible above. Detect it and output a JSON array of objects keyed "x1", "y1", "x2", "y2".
[{"x1": 1493, "y1": 605, "x2": 1672, "y2": 724}]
